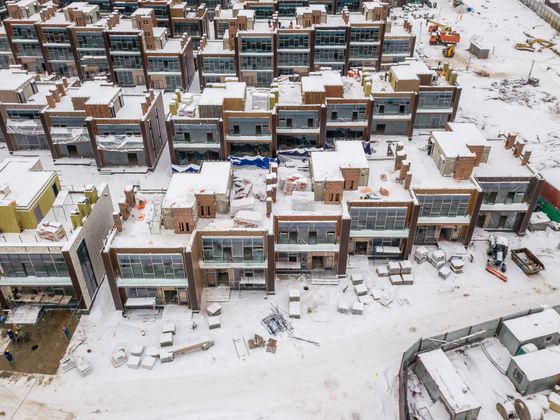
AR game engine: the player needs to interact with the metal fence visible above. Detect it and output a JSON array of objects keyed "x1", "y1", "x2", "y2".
[
  {"x1": 518, "y1": 0, "x2": 560, "y2": 31},
  {"x1": 398, "y1": 305, "x2": 560, "y2": 419}
]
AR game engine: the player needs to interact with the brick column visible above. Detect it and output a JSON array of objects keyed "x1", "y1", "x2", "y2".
[
  {"x1": 337, "y1": 216, "x2": 351, "y2": 276},
  {"x1": 102, "y1": 250, "x2": 123, "y2": 311}
]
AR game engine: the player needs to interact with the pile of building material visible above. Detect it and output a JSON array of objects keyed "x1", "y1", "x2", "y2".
[
  {"x1": 449, "y1": 257, "x2": 465, "y2": 273},
  {"x1": 414, "y1": 246, "x2": 429, "y2": 264},
  {"x1": 35, "y1": 220, "x2": 66, "y2": 241},
  {"x1": 288, "y1": 288, "x2": 301, "y2": 319},
  {"x1": 233, "y1": 210, "x2": 262, "y2": 228},
  {"x1": 377, "y1": 261, "x2": 414, "y2": 285},
  {"x1": 351, "y1": 301, "x2": 364, "y2": 315},
  {"x1": 230, "y1": 196, "x2": 255, "y2": 213},
  {"x1": 208, "y1": 316, "x2": 221, "y2": 329},
  {"x1": 232, "y1": 177, "x2": 253, "y2": 199},
  {"x1": 206, "y1": 303, "x2": 222, "y2": 316},
  {"x1": 248, "y1": 334, "x2": 265, "y2": 349},
  {"x1": 469, "y1": 40, "x2": 490, "y2": 59},
  {"x1": 428, "y1": 250, "x2": 446, "y2": 268},
  {"x1": 528, "y1": 212, "x2": 551, "y2": 232},
  {"x1": 280, "y1": 171, "x2": 309, "y2": 195}
]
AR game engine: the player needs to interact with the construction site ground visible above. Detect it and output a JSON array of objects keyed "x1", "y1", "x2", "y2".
[
  {"x1": 0, "y1": 0, "x2": 559, "y2": 418},
  {"x1": 0, "y1": 310, "x2": 79, "y2": 375}
]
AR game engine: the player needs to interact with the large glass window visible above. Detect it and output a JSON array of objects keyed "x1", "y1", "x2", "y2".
[
  {"x1": 278, "y1": 33, "x2": 309, "y2": 49},
  {"x1": 350, "y1": 27, "x2": 380, "y2": 43},
  {"x1": 43, "y1": 28, "x2": 70, "y2": 44},
  {"x1": 76, "y1": 32, "x2": 105, "y2": 49},
  {"x1": 240, "y1": 38, "x2": 272, "y2": 53},
  {"x1": 77, "y1": 240, "x2": 98, "y2": 297},
  {"x1": 148, "y1": 57, "x2": 180, "y2": 72},
  {"x1": 202, "y1": 237, "x2": 264, "y2": 263},
  {"x1": 413, "y1": 113, "x2": 449, "y2": 129},
  {"x1": 417, "y1": 91, "x2": 454, "y2": 110},
  {"x1": 417, "y1": 194, "x2": 470, "y2": 217},
  {"x1": 109, "y1": 35, "x2": 140, "y2": 52},
  {"x1": 118, "y1": 254, "x2": 185, "y2": 279},
  {"x1": 315, "y1": 30, "x2": 346, "y2": 46},
  {"x1": 202, "y1": 57, "x2": 235, "y2": 74},
  {"x1": 278, "y1": 222, "x2": 337, "y2": 244},
  {"x1": 382, "y1": 39, "x2": 411, "y2": 55},
  {"x1": 240, "y1": 55, "x2": 272, "y2": 70},
  {"x1": 0, "y1": 253, "x2": 69, "y2": 278},
  {"x1": 350, "y1": 207, "x2": 407, "y2": 230}
]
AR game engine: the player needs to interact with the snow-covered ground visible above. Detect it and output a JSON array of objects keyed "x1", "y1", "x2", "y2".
[
  {"x1": 1, "y1": 0, "x2": 560, "y2": 418},
  {"x1": 411, "y1": 0, "x2": 560, "y2": 173},
  {"x1": 1, "y1": 225, "x2": 559, "y2": 419}
]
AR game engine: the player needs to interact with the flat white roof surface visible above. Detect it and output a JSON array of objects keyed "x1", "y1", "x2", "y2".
[
  {"x1": 503, "y1": 308, "x2": 560, "y2": 342},
  {"x1": 163, "y1": 162, "x2": 231, "y2": 208},
  {"x1": 447, "y1": 123, "x2": 488, "y2": 147},
  {"x1": 391, "y1": 65, "x2": 419, "y2": 81},
  {"x1": 311, "y1": 141, "x2": 368, "y2": 182},
  {"x1": 0, "y1": 70, "x2": 34, "y2": 92},
  {"x1": 513, "y1": 344, "x2": 560, "y2": 381},
  {"x1": 0, "y1": 158, "x2": 55, "y2": 209},
  {"x1": 418, "y1": 349, "x2": 481, "y2": 413},
  {"x1": 432, "y1": 132, "x2": 476, "y2": 158}
]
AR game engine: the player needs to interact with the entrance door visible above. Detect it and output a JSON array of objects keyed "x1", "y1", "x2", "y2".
[
  {"x1": 311, "y1": 256, "x2": 323, "y2": 269},
  {"x1": 163, "y1": 289, "x2": 178, "y2": 304},
  {"x1": 498, "y1": 215, "x2": 508, "y2": 229},
  {"x1": 127, "y1": 153, "x2": 139, "y2": 165},
  {"x1": 355, "y1": 241, "x2": 368, "y2": 255},
  {"x1": 67, "y1": 145, "x2": 78, "y2": 157},
  {"x1": 217, "y1": 270, "x2": 229, "y2": 286}
]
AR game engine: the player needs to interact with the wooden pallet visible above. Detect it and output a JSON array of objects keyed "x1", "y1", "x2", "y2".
[{"x1": 310, "y1": 278, "x2": 339, "y2": 286}]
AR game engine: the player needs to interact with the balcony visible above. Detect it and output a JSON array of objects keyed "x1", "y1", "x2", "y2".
[
  {"x1": 200, "y1": 258, "x2": 267, "y2": 269},
  {"x1": 96, "y1": 134, "x2": 144, "y2": 152},
  {"x1": 225, "y1": 134, "x2": 272, "y2": 142},
  {"x1": 0, "y1": 276, "x2": 73, "y2": 287},
  {"x1": 275, "y1": 243, "x2": 339, "y2": 252},
  {"x1": 6, "y1": 119, "x2": 43, "y2": 135},
  {"x1": 116, "y1": 277, "x2": 188, "y2": 288},
  {"x1": 349, "y1": 229, "x2": 410, "y2": 238},
  {"x1": 50, "y1": 127, "x2": 90, "y2": 145}
]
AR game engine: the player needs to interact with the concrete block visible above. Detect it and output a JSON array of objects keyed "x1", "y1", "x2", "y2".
[
  {"x1": 399, "y1": 260, "x2": 412, "y2": 274},
  {"x1": 127, "y1": 355, "x2": 141, "y2": 369},
  {"x1": 206, "y1": 303, "x2": 222, "y2": 316},
  {"x1": 141, "y1": 356, "x2": 157, "y2": 370},
  {"x1": 354, "y1": 283, "x2": 368, "y2": 296},
  {"x1": 401, "y1": 273, "x2": 414, "y2": 285},
  {"x1": 439, "y1": 266, "x2": 452, "y2": 279},
  {"x1": 208, "y1": 316, "x2": 221, "y2": 329},
  {"x1": 289, "y1": 288, "x2": 301, "y2": 302},
  {"x1": 387, "y1": 261, "x2": 401, "y2": 275},
  {"x1": 351, "y1": 273, "x2": 364, "y2": 285},
  {"x1": 289, "y1": 301, "x2": 301, "y2": 319},
  {"x1": 160, "y1": 332, "x2": 173, "y2": 347},
  {"x1": 130, "y1": 344, "x2": 144, "y2": 356},
  {"x1": 145, "y1": 346, "x2": 159, "y2": 358},
  {"x1": 337, "y1": 301, "x2": 350, "y2": 313},
  {"x1": 390, "y1": 274, "x2": 403, "y2": 285},
  {"x1": 351, "y1": 301, "x2": 364, "y2": 315},
  {"x1": 160, "y1": 351, "x2": 174, "y2": 363},
  {"x1": 162, "y1": 322, "x2": 176, "y2": 335},
  {"x1": 376, "y1": 265, "x2": 389, "y2": 277}
]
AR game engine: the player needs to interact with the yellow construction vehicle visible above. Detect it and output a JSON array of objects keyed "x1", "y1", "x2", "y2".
[
  {"x1": 427, "y1": 19, "x2": 453, "y2": 33},
  {"x1": 443, "y1": 43, "x2": 455, "y2": 57},
  {"x1": 515, "y1": 38, "x2": 556, "y2": 52}
]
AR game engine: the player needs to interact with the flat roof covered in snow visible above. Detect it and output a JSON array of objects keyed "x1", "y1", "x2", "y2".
[
  {"x1": 512, "y1": 344, "x2": 560, "y2": 381},
  {"x1": 474, "y1": 139, "x2": 535, "y2": 178},
  {"x1": 163, "y1": 161, "x2": 231, "y2": 208},
  {"x1": 0, "y1": 158, "x2": 56, "y2": 209},
  {"x1": 0, "y1": 69, "x2": 35, "y2": 92},
  {"x1": 311, "y1": 141, "x2": 368, "y2": 182},
  {"x1": 417, "y1": 349, "x2": 481, "y2": 414},
  {"x1": 503, "y1": 308, "x2": 560, "y2": 342}
]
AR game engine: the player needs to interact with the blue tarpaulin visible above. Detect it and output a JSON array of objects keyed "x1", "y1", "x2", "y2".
[
  {"x1": 171, "y1": 164, "x2": 201, "y2": 173},
  {"x1": 228, "y1": 155, "x2": 277, "y2": 168}
]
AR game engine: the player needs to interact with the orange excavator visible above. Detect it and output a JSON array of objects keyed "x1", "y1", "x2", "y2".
[{"x1": 427, "y1": 19, "x2": 461, "y2": 46}]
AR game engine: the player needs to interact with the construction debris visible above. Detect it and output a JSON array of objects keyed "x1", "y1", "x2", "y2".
[
  {"x1": 171, "y1": 337, "x2": 213, "y2": 357},
  {"x1": 248, "y1": 334, "x2": 265, "y2": 349},
  {"x1": 262, "y1": 305, "x2": 294, "y2": 335},
  {"x1": 429, "y1": 250, "x2": 446, "y2": 268},
  {"x1": 351, "y1": 273, "x2": 364, "y2": 285},
  {"x1": 289, "y1": 288, "x2": 301, "y2": 302},
  {"x1": 354, "y1": 284, "x2": 368, "y2": 296},
  {"x1": 289, "y1": 335, "x2": 319, "y2": 346},
  {"x1": 438, "y1": 266, "x2": 452, "y2": 279},
  {"x1": 266, "y1": 338, "x2": 277, "y2": 353},
  {"x1": 130, "y1": 344, "x2": 144, "y2": 356},
  {"x1": 162, "y1": 323, "x2": 176, "y2": 335},
  {"x1": 415, "y1": 246, "x2": 429, "y2": 264},
  {"x1": 289, "y1": 302, "x2": 301, "y2": 319},
  {"x1": 233, "y1": 336, "x2": 249, "y2": 360},
  {"x1": 528, "y1": 212, "x2": 551, "y2": 232},
  {"x1": 160, "y1": 351, "x2": 174, "y2": 363},
  {"x1": 111, "y1": 347, "x2": 127, "y2": 368}
]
